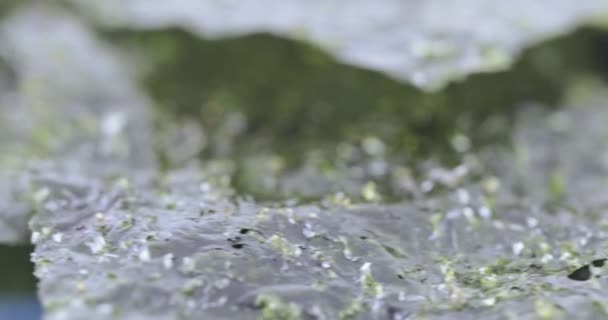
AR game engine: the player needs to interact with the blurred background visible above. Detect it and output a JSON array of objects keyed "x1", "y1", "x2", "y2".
[{"x1": 0, "y1": 246, "x2": 40, "y2": 319}]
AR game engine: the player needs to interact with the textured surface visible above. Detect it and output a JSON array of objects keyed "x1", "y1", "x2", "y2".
[
  {"x1": 30, "y1": 86, "x2": 608, "y2": 319},
  {"x1": 0, "y1": 2, "x2": 607, "y2": 319}
]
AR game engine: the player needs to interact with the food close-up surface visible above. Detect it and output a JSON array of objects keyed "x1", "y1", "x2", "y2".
[{"x1": 1, "y1": 1, "x2": 608, "y2": 319}]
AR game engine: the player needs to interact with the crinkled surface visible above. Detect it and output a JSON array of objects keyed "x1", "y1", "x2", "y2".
[
  {"x1": 0, "y1": 2, "x2": 607, "y2": 319},
  {"x1": 30, "y1": 87, "x2": 608, "y2": 319},
  {"x1": 29, "y1": 171, "x2": 608, "y2": 319},
  {"x1": 70, "y1": 0, "x2": 608, "y2": 89}
]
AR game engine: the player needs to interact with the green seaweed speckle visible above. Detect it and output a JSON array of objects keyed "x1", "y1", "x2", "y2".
[{"x1": 255, "y1": 294, "x2": 301, "y2": 320}]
